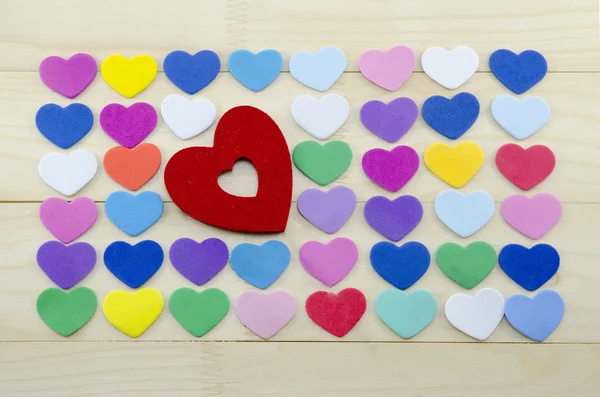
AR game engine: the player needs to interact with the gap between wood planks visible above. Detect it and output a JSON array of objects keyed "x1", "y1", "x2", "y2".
[
  {"x1": 1, "y1": 340, "x2": 599, "y2": 344},
  {"x1": 0, "y1": 71, "x2": 596, "y2": 74}
]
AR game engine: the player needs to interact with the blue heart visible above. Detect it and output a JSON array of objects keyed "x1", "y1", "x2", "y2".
[
  {"x1": 491, "y1": 95, "x2": 550, "y2": 140},
  {"x1": 505, "y1": 290, "x2": 564, "y2": 342},
  {"x1": 228, "y1": 49, "x2": 283, "y2": 92},
  {"x1": 370, "y1": 241, "x2": 430, "y2": 290},
  {"x1": 104, "y1": 240, "x2": 163, "y2": 288},
  {"x1": 489, "y1": 49, "x2": 547, "y2": 94},
  {"x1": 499, "y1": 244, "x2": 559, "y2": 291},
  {"x1": 105, "y1": 191, "x2": 164, "y2": 237},
  {"x1": 163, "y1": 50, "x2": 221, "y2": 94},
  {"x1": 434, "y1": 190, "x2": 495, "y2": 237},
  {"x1": 230, "y1": 240, "x2": 290, "y2": 289},
  {"x1": 289, "y1": 46, "x2": 347, "y2": 91},
  {"x1": 35, "y1": 103, "x2": 94, "y2": 149},
  {"x1": 422, "y1": 93, "x2": 480, "y2": 139}
]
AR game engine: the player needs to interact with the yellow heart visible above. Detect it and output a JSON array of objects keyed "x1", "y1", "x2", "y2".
[
  {"x1": 101, "y1": 55, "x2": 157, "y2": 98},
  {"x1": 103, "y1": 288, "x2": 163, "y2": 338},
  {"x1": 424, "y1": 142, "x2": 484, "y2": 188}
]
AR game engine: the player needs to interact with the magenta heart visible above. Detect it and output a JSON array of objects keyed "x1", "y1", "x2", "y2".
[
  {"x1": 37, "y1": 241, "x2": 97, "y2": 289},
  {"x1": 501, "y1": 193, "x2": 562, "y2": 239},
  {"x1": 360, "y1": 97, "x2": 418, "y2": 143},
  {"x1": 40, "y1": 197, "x2": 98, "y2": 244},
  {"x1": 39, "y1": 53, "x2": 97, "y2": 98},
  {"x1": 299, "y1": 237, "x2": 358, "y2": 287},
  {"x1": 362, "y1": 146, "x2": 419, "y2": 192},
  {"x1": 100, "y1": 102, "x2": 157, "y2": 148}
]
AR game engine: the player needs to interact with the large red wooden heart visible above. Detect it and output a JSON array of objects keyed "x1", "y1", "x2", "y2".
[
  {"x1": 305, "y1": 288, "x2": 366, "y2": 337},
  {"x1": 164, "y1": 106, "x2": 292, "y2": 233},
  {"x1": 495, "y1": 144, "x2": 555, "y2": 190}
]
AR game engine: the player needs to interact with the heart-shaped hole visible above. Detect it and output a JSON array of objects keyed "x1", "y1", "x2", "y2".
[{"x1": 218, "y1": 160, "x2": 258, "y2": 197}]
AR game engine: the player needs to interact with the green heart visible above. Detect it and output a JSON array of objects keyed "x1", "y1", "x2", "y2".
[
  {"x1": 292, "y1": 140, "x2": 352, "y2": 186},
  {"x1": 36, "y1": 287, "x2": 97, "y2": 337},
  {"x1": 169, "y1": 288, "x2": 230, "y2": 337},
  {"x1": 436, "y1": 241, "x2": 497, "y2": 289}
]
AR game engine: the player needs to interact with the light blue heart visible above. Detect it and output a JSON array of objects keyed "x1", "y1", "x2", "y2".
[
  {"x1": 491, "y1": 95, "x2": 550, "y2": 140},
  {"x1": 227, "y1": 49, "x2": 283, "y2": 92},
  {"x1": 505, "y1": 290, "x2": 564, "y2": 342},
  {"x1": 376, "y1": 289, "x2": 437, "y2": 339},
  {"x1": 105, "y1": 191, "x2": 164, "y2": 237},
  {"x1": 230, "y1": 240, "x2": 290, "y2": 289},
  {"x1": 289, "y1": 46, "x2": 346, "y2": 91},
  {"x1": 434, "y1": 190, "x2": 494, "y2": 238}
]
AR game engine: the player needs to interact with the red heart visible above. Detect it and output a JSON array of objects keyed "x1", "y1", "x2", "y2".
[
  {"x1": 164, "y1": 106, "x2": 292, "y2": 233},
  {"x1": 495, "y1": 144, "x2": 555, "y2": 190},
  {"x1": 305, "y1": 288, "x2": 366, "y2": 337}
]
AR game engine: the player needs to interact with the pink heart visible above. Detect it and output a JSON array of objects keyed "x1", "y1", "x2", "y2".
[
  {"x1": 299, "y1": 237, "x2": 358, "y2": 287},
  {"x1": 40, "y1": 197, "x2": 98, "y2": 243},
  {"x1": 39, "y1": 53, "x2": 97, "y2": 98},
  {"x1": 234, "y1": 290, "x2": 296, "y2": 339},
  {"x1": 501, "y1": 193, "x2": 562, "y2": 239},
  {"x1": 362, "y1": 146, "x2": 419, "y2": 192},
  {"x1": 100, "y1": 102, "x2": 157, "y2": 148},
  {"x1": 359, "y1": 46, "x2": 416, "y2": 91}
]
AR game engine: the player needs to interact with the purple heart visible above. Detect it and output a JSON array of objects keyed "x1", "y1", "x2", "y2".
[
  {"x1": 169, "y1": 238, "x2": 229, "y2": 285},
  {"x1": 360, "y1": 97, "x2": 418, "y2": 143},
  {"x1": 39, "y1": 53, "x2": 97, "y2": 98},
  {"x1": 37, "y1": 241, "x2": 96, "y2": 289},
  {"x1": 364, "y1": 195, "x2": 423, "y2": 241},
  {"x1": 362, "y1": 146, "x2": 419, "y2": 192},
  {"x1": 100, "y1": 102, "x2": 157, "y2": 148},
  {"x1": 297, "y1": 186, "x2": 357, "y2": 234}
]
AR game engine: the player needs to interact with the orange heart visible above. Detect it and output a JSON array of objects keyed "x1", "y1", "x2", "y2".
[{"x1": 104, "y1": 143, "x2": 161, "y2": 190}]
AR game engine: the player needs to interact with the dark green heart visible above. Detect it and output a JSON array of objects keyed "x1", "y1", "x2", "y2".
[
  {"x1": 169, "y1": 288, "x2": 229, "y2": 337},
  {"x1": 436, "y1": 241, "x2": 497, "y2": 289},
  {"x1": 292, "y1": 140, "x2": 352, "y2": 186},
  {"x1": 36, "y1": 287, "x2": 97, "y2": 336}
]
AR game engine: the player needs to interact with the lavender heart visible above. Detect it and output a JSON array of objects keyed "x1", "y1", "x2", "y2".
[
  {"x1": 360, "y1": 97, "x2": 418, "y2": 143},
  {"x1": 100, "y1": 102, "x2": 157, "y2": 148},
  {"x1": 362, "y1": 146, "x2": 419, "y2": 192},
  {"x1": 364, "y1": 195, "x2": 423, "y2": 241},
  {"x1": 297, "y1": 186, "x2": 357, "y2": 233},
  {"x1": 169, "y1": 238, "x2": 229, "y2": 285},
  {"x1": 37, "y1": 241, "x2": 96, "y2": 289}
]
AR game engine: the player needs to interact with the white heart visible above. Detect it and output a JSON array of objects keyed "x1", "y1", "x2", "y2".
[
  {"x1": 434, "y1": 190, "x2": 495, "y2": 237},
  {"x1": 422, "y1": 46, "x2": 479, "y2": 89},
  {"x1": 291, "y1": 94, "x2": 350, "y2": 140},
  {"x1": 445, "y1": 288, "x2": 505, "y2": 341},
  {"x1": 39, "y1": 149, "x2": 97, "y2": 196},
  {"x1": 161, "y1": 94, "x2": 217, "y2": 140}
]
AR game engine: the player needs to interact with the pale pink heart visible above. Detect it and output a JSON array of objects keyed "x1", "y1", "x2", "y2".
[
  {"x1": 358, "y1": 46, "x2": 416, "y2": 91},
  {"x1": 40, "y1": 197, "x2": 98, "y2": 243},
  {"x1": 501, "y1": 193, "x2": 562, "y2": 239},
  {"x1": 234, "y1": 290, "x2": 296, "y2": 339},
  {"x1": 299, "y1": 237, "x2": 358, "y2": 287}
]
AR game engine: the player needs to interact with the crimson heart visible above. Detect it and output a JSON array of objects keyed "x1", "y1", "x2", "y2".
[
  {"x1": 496, "y1": 144, "x2": 555, "y2": 190},
  {"x1": 164, "y1": 106, "x2": 293, "y2": 233},
  {"x1": 305, "y1": 288, "x2": 366, "y2": 337}
]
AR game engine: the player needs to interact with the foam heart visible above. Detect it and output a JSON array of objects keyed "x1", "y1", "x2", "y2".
[
  {"x1": 228, "y1": 49, "x2": 283, "y2": 92},
  {"x1": 103, "y1": 288, "x2": 163, "y2": 338},
  {"x1": 36, "y1": 103, "x2": 94, "y2": 149},
  {"x1": 370, "y1": 241, "x2": 430, "y2": 289},
  {"x1": 305, "y1": 288, "x2": 366, "y2": 337},
  {"x1": 422, "y1": 93, "x2": 480, "y2": 139},
  {"x1": 292, "y1": 140, "x2": 352, "y2": 186},
  {"x1": 362, "y1": 145, "x2": 419, "y2": 192},
  {"x1": 436, "y1": 241, "x2": 497, "y2": 289},
  {"x1": 299, "y1": 237, "x2": 358, "y2": 287},
  {"x1": 161, "y1": 95, "x2": 217, "y2": 140},
  {"x1": 169, "y1": 238, "x2": 229, "y2": 285},
  {"x1": 289, "y1": 46, "x2": 346, "y2": 91},
  {"x1": 424, "y1": 142, "x2": 484, "y2": 188},
  {"x1": 434, "y1": 190, "x2": 495, "y2": 237},
  {"x1": 360, "y1": 97, "x2": 418, "y2": 143},
  {"x1": 291, "y1": 94, "x2": 349, "y2": 140},
  {"x1": 502, "y1": 193, "x2": 561, "y2": 239},
  {"x1": 235, "y1": 290, "x2": 296, "y2": 339},
  {"x1": 496, "y1": 144, "x2": 555, "y2": 190},
  {"x1": 445, "y1": 288, "x2": 505, "y2": 341},
  {"x1": 101, "y1": 54, "x2": 157, "y2": 98},
  {"x1": 499, "y1": 244, "x2": 559, "y2": 291},
  {"x1": 491, "y1": 95, "x2": 550, "y2": 140},
  {"x1": 37, "y1": 287, "x2": 97, "y2": 336},
  {"x1": 104, "y1": 240, "x2": 164, "y2": 288},
  {"x1": 40, "y1": 197, "x2": 98, "y2": 243},
  {"x1": 504, "y1": 290, "x2": 564, "y2": 342},
  {"x1": 376, "y1": 289, "x2": 437, "y2": 338},
  {"x1": 421, "y1": 46, "x2": 479, "y2": 89},
  {"x1": 489, "y1": 49, "x2": 547, "y2": 94},
  {"x1": 105, "y1": 191, "x2": 164, "y2": 236},
  {"x1": 103, "y1": 143, "x2": 161, "y2": 191},
  {"x1": 37, "y1": 241, "x2": 96, "y2": 289},
  {"x1": 39, "y1": 53, "x2": 97, "y2": 98},
  {"x1": 230, "y1": 240, "x2": 290, "y2": 289},
  {"x1": 163, "y1": 50, "x2": 220, "y2": 94},
  {"x1": 169, "y1": 287, "x2": 229, "y2": 337},
  {"x1": 39, "y1": 149, "x2": 97, "y2": 196},
  {"x1": 297, "y1": 186, "x2": 356, "y2": 233},
  {"x1": 358, "y1": 45, "x2": 416, "y2": 91},
  {"x1": 100, "y1": 102, "x2": 157, "y2": 148},
  {"x1": 364, "y1": 195, "x2": 423, "y2": 241}
]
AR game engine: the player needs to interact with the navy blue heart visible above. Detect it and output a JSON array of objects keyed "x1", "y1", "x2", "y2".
[
  {"x1": 489, "y1": 49, "x2": 547, "y2": 94},
  {"x1": 370, "y1": 241, "x2": 430, "y2": 290},
  {"x1": 104, "y1": 240, "x2": 164, "y2": 288},
  {"x1": 35, "y1": 103, "x2": 94, "y2": 149},
  {"x1": 499, "y1": 244, "x2": 559, "y2": 291},
  {"x1": 422, "y1": 93, "x2": 480, "y2": 139},
  {"x1": 163, "y1": 50, "x2": 221, "y2": 94}
]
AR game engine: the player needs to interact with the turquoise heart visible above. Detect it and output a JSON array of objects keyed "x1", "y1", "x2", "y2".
[
  {"x1": 229, "y1": 240, "x2": 290, "y2": 289},
  {"x1": 376, "y1": 289, "x2": 437, "y2": 338}
]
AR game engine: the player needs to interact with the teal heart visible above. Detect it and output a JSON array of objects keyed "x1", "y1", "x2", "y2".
[{"x1": 376, "y1": 289, "x2": 437, "y2": 339}]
